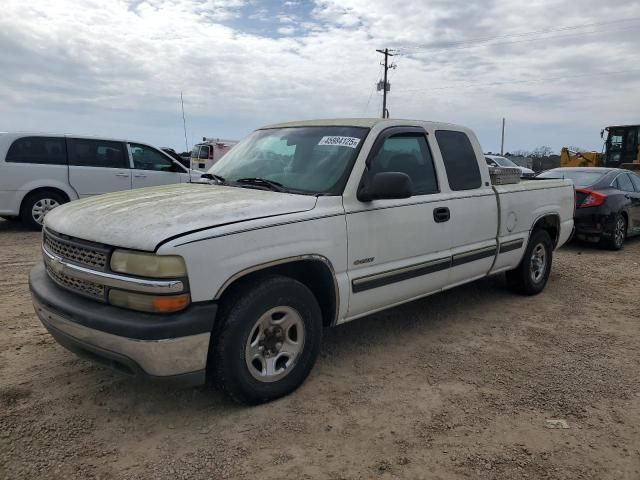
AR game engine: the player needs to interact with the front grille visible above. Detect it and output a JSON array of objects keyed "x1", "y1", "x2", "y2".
[
  {"x1": 45, "y1": 264, "x2": 105, "y2": 300},
  {"x1": 43, "y1": 231, "x2": 108, "y2": 270}
]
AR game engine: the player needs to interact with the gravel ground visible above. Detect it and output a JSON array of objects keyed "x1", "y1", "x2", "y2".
[{"x1": 1, "y1": 218, "x2": 639, "y2": 480}]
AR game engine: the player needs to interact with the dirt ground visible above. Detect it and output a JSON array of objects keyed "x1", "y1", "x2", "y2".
[{"x1": 1, "y1": 219, "x2": 639, "y2": 480}]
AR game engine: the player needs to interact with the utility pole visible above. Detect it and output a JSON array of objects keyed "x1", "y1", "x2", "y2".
[
  {"x1": 376, "y1": 48, "x2": 395, "y2": 118},
  {"x1": 500, "y1": 117, "x2": 506, "y2": 155}
]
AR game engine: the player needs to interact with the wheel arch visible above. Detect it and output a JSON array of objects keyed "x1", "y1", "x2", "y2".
[
  {"x1": 20, "y1": 186, "x2": 71, "y2": 212},
  {"x1": 214, "y1": 255, "x2": 339, "y2": 328},
  {"x1": 530, "y1": 213, "x2": 560, "y2": 248}
]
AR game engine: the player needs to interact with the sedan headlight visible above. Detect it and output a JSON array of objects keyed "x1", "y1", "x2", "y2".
[{"x1": 110, "y1": 250, "x2": 187, "y2": 278}]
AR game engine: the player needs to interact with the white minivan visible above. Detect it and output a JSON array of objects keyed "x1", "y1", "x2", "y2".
[{"x1": 0, "y1": 133, "x2": 201, "y2": 228}]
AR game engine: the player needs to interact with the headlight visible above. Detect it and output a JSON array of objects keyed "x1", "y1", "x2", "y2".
[
  {"x1": 109, "y1": 290, "x2": 190, "y2": 313},
  {"x1": 110, "y1": 250, "x2": 187, "y2": 278}
]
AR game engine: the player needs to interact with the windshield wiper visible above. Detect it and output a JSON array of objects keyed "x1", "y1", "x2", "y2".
[
  {"x1": 200, "y1": 173, "x2": 227, "y2": 185},
  {"x1": 234, "y1": 177, "x2": 286, "y2": 192}
]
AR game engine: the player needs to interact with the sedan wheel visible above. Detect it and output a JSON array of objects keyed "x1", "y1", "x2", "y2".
[
  {"x1": 603, "y1": 213, "x2": 626, "y2": 251},
  {"x1": 613, "y1": 215, "x2": 626, "y2": 249}
]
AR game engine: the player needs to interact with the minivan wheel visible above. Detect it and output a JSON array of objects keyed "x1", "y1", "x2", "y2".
[
  {"x1": 211, "y1": 275, "x2": 322, "y2": 405},
  {"x1": 20, "y1": 191, "x2": 66, "y2": 230},
  {"x1": 506, "y1": 229, "x2": 553, "y2": 295}
]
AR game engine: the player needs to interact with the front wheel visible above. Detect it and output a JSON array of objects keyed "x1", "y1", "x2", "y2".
[
  {"x1": 506, "y1": 229, "x2": 553, "y2": 295},
  {"x1": 20, "y1": 191, "x2": 66, "y2": 229},
  {"x1": 211, "y1": 275, "x2": 323, "y2": 405}
]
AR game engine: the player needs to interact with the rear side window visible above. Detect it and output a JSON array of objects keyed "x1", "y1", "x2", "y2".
[
  {"x1": 6, "y1": 136, "x2": 67, "y2": 165},
  {"x1": 630, "y1": 173, "x2": 640, "y2": 192},
  {"x1": 435, "y1": 130, "x2": 482, "y2": 191},
  {"x1": 68, "y1": 139, "x2": 127, "y2": 168},
  {"x1": 614, "y1": 173, "x2": 635, "y2": 192}
]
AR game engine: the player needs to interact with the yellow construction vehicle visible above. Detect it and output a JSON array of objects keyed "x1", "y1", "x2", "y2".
[
  {"x1": 602, "y1": 125, "x2": 640, "y2": 171},
  {"x1": 560, "y1": 125, "x2": 640, "y2": 170},
  {"x1": 559, "y1": 147, "x2": 602, "y2": 167}
]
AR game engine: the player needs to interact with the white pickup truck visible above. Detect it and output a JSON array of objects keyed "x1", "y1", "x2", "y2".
[{"x1": 29, "y1": 118, "x2": 574, "y2": 404}]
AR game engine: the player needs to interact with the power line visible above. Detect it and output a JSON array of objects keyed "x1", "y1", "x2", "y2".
[
  {"x1": 362, "y1": 64, "x2": 384, "y2": 115},
  {"x1": 395, "y1": 16, "x2": 640, "y2": 54},
  {"x1": 396, "y1": 68, "x2": 640, "y2": 95}
]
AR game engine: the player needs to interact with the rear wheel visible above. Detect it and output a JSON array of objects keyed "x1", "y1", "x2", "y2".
[
  {"x1": 211, "y1": 275, "x2": 322, "y2": 405},
  {"x1": 20, "y1": 191, "x2": 66, "y2": 230},
  {"x1": 506, "y1": 229, "x2": 553, "y2": 295},
  {"x1": 601, "y1": 213, "x2": 626, "y2": 251}
]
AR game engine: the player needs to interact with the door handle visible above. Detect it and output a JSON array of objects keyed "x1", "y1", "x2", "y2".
[
  {"x1": 134, "y1": 174, "x2": 147, "y2": 178},
  {"x1": 115, "y1": 173, "x2": 129, "y2": 177},
  {"x1": 433, "y1": 207, "x2": 450, "y2": 223}
]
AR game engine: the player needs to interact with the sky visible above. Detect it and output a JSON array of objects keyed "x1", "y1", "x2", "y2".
[{"x1": 1, "y1": 0, "x2": 639, "y2": 154}]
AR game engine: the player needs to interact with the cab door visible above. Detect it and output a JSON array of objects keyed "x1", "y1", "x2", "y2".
[
  {"x1": 433, "y1": 130, "x2": 498, "y2": 287},
  {"x1": 67, "y1": 138, "x2": 131, "y2": 197},
  {"x1": 344, "y1": 127, "x2": 452, "y2": 318},
  {"x1": 128, "y1": 143, "x2": 183, "y2": 189}
]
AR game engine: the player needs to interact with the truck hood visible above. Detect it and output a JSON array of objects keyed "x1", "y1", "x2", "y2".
[{"x1": 44, "y1": 184, "x2": 317, "y2": 251}]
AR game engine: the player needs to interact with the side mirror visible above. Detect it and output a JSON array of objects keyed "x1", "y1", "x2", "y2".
[{"x1": 358, "y1": 172, "x2": 413, "y2": 202}]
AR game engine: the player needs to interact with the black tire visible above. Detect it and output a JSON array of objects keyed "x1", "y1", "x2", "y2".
[
  {"x1": 601, "y1": 213, "x2": 626, "y2": 251},
  {"x1": 211, "y1": 275, "x2": 323, "y2": 405},
  {"x1": 20, "y1": 190, "x2": 67, "y2": 230},
  {"x1": 506, "y1": 229, "x2": 553, "y2": 295}
]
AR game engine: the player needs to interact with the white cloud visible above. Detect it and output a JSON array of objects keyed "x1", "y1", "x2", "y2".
[{"x1": 0, "y1": 0, "x2": 638, "y2": 152}]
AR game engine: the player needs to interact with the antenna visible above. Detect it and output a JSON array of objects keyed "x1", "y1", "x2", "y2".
[{"x1": 180, "y1": 92, "x2": 191, "y2": 182}]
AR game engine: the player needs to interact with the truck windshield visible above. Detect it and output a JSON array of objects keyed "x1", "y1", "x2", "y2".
[
  {"x1": 208, "y1": 126, "x2": 369, "y2": 195},
  {"x1": 492, "y1": 156, "x2": 517, "y2": 167}
]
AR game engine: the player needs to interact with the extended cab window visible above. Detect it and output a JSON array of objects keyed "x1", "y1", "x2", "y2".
[
  {"x1": 68, "y1": 139, "x2": 127, "y2": 168},
  {"x1": 435, "y1": 130, "x2": 482, "y2": 191},
  {"x1": 6, "y1": 136, "x2": 67, "y2": 165},
  {"x1": 130, "y1": 143, "x2": 176, "y2": 171},
  {"x1": 368, "y1": 133, "x2": 438, "y2": 195}
]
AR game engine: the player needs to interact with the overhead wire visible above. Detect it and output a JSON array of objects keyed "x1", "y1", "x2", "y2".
[{"x1": 394, "y1": 16, "x2": 640, "y2": 55}]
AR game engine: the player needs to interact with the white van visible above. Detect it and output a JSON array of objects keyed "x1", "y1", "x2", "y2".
[
  {"x1": 0, "y1": 133, "x2": 201, "y2": 228},
  {"x1": 190, "y1": 138, "x2": 237, "y2": 171}
]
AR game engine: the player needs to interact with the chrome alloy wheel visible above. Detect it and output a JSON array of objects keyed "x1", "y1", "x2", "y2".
[
  {"x1": 529, "y1": 243, "x2": 547, "y2": 284},
  {"x1": 245, "y1": 306, "x2": 305, "y2": 382},
  {"x1": 614, "y1": 216, "x2": 626, "y2": 248},
  {"x1": 31, "y1": 198, "x2": 60, "y2": 225}
]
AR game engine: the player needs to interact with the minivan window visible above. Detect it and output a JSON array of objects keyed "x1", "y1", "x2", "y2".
[
  {"x1": 435, "y1": 130, "x2": 482, "y2": 191},
  {"x1": 68, "y1": 139, "x2": 127, "y2": 168},
  {"x1": 6, "y1": 136, "x2": 67, "y2": 165},
  {"x1": 130, "y1": 143, "x2": 176, "y2": 171}
]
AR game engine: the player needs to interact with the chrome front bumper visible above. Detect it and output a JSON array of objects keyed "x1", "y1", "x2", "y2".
[{"x1": 30, "y1": 263, "x2": 215, "y2": 386}]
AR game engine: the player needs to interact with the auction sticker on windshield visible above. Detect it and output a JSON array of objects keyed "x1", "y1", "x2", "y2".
[{"x1": 318, "y1": 136, "x2": 361, "y2": 148}]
